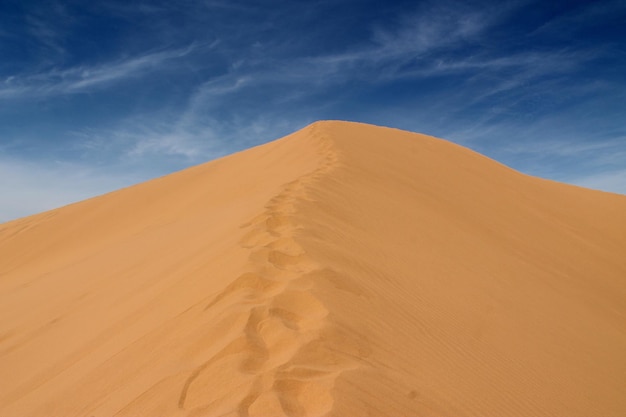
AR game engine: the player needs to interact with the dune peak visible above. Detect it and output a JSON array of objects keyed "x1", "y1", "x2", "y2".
[{"x1": 1, "y1": 122, "x2": 625, "y2": 417}]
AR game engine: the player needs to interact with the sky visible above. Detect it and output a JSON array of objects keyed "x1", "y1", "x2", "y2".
[{"x1": 1, "y1": 0, "x2": 625, "y2": 221}]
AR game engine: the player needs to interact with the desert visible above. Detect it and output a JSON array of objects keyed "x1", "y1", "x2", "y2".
[{"x1": 1, "y1": 121, "x2": 625, "y2": 416}]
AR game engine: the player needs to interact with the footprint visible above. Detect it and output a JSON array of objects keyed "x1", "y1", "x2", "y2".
[
  {"x1": 265, "y1": 214, "x2": 293, "y2": 233},
  {"x1": 273, "y1": 378, "x2": 334, "y2": 417},
  {"x1": 255, "y1": 316, "x2": 303, "y2": 370},
  {"x1": 178, "y1": 335, "x2": 250, "y2": 410},
  {"x1": 240, "y1": 228, "x2": 276, "y2": 249},
  {"x1": 266, "y1": 237, "x2": 305, "y2": 256},
  {"x1": 237, "y1": 378, "x2": 263, "y2": 417},
  {"x1": 267, "y1": 251, "x2": 313, "y2": 271},
  {"x1": 246, "y1": 389, "x2": 287, "y2": 417},
  {"x1": 204, "y1": 273, "x2": 284, "y2": 310},
  {"x1": 270, "y1": 290, "x2": 329, "y2": 330},
  {"x1": 240, "y1": 307, "x2": 270, "y2": 373}
]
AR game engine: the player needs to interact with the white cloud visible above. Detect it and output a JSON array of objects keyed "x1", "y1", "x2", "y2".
[
  {"x1": 0, "y1": 45, "x2": 197, "y2": 100},
  {"x1": 71, "y1": 117, "x2": 216, "y2": 161},
  {"x1": 199, "y1": 1, "x2": 593, "y2": 97},
  {"x1": 370, "y1": 2, "x2": 488, "y2": 56},
  {"x1": 126, "y1": 130, "x2": 212, "y2": 159}
]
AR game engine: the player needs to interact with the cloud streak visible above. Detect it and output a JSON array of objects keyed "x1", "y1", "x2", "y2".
[{"x1": 0, "y1": 45, "x2": 197, "y2": 100}]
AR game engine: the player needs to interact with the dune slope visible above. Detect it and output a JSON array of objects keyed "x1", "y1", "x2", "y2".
[{"x1": 1, "y1": 121, "x2": 625, "y2": 417}]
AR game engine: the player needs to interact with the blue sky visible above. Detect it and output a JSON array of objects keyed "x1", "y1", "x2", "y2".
[{"x1": 1, "y1": 0, "x2": 625, "y2": 221}]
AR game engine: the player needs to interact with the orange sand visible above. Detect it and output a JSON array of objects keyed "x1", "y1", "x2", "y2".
[{"x1": 1, "y1": 121, "x2": 625, "y2": 417}]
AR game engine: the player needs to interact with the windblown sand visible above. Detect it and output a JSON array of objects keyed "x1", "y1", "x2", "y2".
[{"x1": 1, "y1": 121, "x2": 625, "y2": 416}]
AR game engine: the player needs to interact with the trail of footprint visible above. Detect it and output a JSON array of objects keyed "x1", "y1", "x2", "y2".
[
  {"x1": 180, "y1": 125, "x2": 365, "y2": 417},
  {"x1": 178, "y1": 335, "x2": 249, "y2": 408}
]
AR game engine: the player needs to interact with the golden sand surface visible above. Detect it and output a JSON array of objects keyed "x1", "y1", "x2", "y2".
[{"x1": 1, "y1": 121, "x2": 625, "y2": 416}]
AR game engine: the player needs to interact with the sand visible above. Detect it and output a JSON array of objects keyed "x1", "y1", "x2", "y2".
[{"x1": 0, "y1": 121, "x2": 625, "y2": 417}]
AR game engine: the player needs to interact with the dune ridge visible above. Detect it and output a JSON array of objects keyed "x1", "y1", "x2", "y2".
[
  {"x1": 176, "y1": 123, "x2": 356, "y2": 417},
  {"x1": 1, "y1": 121, "x2": 626, "y2": 416}
]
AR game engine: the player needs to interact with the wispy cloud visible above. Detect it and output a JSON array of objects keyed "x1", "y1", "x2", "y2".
[
  {"x1": 22, "y1": 1, "x2": 74, "y2": 61},
  {"x1": 26, "y1": 14, "x2": 66, "y2": 57},
  {"x1": 531, "y1": 0, "x2": 626, "y2": 38},
  {"x1": 0, "y1": 45, "x2": 197, "y2": 99},
  {"x1": 70, "y1": 99, "x2": 307, "y2": 164},
  {"x1": 292, "y1": 1, "x2": 528, "y2": 74},
  {"x1": 370, "y1": 2, "x2": 490, "y2": 55},
  {"x1": 187, "y1": 0, "x2": 597, "y2": 100},
  {"x1": 71, "y1": 116, "x2": 216, "y2": 162}
]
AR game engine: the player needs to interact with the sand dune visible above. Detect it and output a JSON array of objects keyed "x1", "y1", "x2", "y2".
[{"x1": 1, "y1": 121, "x2": 625, "y2": 417}]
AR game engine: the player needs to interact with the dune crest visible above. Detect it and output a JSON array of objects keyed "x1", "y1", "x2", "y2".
[
  {"x1": 1, "y1": 121, "x2": 625, "y2": 416},
  {"x1": 175, "y1": 124, "x2": 355, "y2": 417}
]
